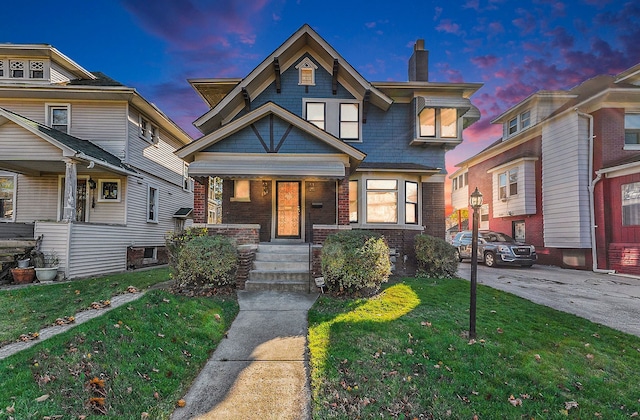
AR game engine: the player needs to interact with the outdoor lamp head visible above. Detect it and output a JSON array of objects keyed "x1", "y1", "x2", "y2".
[{"x1": 470, "y1": 187, "x2": 483, "y2": 209}]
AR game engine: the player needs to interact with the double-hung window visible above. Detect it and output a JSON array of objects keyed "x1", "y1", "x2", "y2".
[
  {"x1": 340, "y1": 103, "x2": 359, "y2": 140},
  {"x1": 625, "y1": 114, "x2": 640, "y2": 149},
  {"x1": 147, "y1": 185, "x2": 158, "y2": 223},
  {"x1": 30, "y1": 61, "x2": 44, "y2": 79},
  {"x1": 47, "y1": 104, "x2": 70, "y2": 133},
  {"x1": 622, "y1": 182, "x2": 640, "y2": 226},
  {"x1": 349, "y1": 180, "x2": 358, "y2": 223},
  {"x1": 0, "y1": 174, "x2": 15, "y2": 221},
  {"x1": 304, "y1": 99, "x2": 361, "y2": 141},
  {"x1": 507, "y1": 110, "x2": 531, "y2": 137},
  {"x1": 10, "y1": 60, "x2": 24, "y2": 78},
  {"x1": 366, "y1": 180, "x2": 398, "y2": 223},
  {"x1": 419, "y1": 108, "x2": 457, "y2": 138},
  {"x1": 499, "y1": 168, "x2": 518, "y2": 199}
]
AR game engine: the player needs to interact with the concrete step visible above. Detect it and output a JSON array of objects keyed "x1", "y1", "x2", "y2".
[
  {"x1": 249, "y1": 270, "x2": 310, "y2": 282},
  {"x1": 257, "y1": 243, "x2": 309, "y2": 254},
  {"x1": 244, "y1": 280, "x2": 310, "y2": 293},
  {"x1": 254, "y1": 252, "x2": 309, "y2": 262},
  {"x1": 253, "y1": 260, "x2": 309, "y2": 271}
]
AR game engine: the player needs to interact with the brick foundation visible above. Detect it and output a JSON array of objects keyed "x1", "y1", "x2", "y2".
[{"x1": 608, "y1": 243, "x2": 640, "y2": 275}]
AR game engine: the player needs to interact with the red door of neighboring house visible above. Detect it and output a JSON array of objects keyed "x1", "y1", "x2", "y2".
[{"x1": 276, "y1": 181, "x2": 301, "y2": 239}]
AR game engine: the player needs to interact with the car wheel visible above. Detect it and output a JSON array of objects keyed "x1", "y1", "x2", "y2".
[
  {"x1": 454, "y1": 249, "x2": 462, "y2": 262},
  {"x1": 522, "y1": 264, "x2": 533, "y2": 268},
  {"x1": 484, "y1": 252, "x2": 496, "y2": 267}
]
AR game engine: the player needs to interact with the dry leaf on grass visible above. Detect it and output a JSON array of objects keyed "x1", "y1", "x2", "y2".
[
  {"x1": 176, "y1": 399, "x2": 186, "y2": 407},
  {"x1": 35, "y1": 394, "x2": 50, "y2": 402},
  {"x1": 565, "y1": 401, "x2": 579, "y2": 410},
  {"x1": 508, "y1": 395, "x2": 522, "y2": 406}
]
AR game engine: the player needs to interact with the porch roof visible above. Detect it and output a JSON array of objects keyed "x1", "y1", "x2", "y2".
[
  {"x1": 188, "y1": 153, "x2": 348, "y2": 178},
  {"x1": 0, "y1": 108, "x2": 137, "y2": 176}
]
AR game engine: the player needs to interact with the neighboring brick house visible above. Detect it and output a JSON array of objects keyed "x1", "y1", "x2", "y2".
[
  {"x1": 452, "y1": 63, "x2": 640, "y2": 275},
  {"x1": 177, "y1": 24, "x2": 481, "y2": 275},
  {"x1": 0, "y1": 44, "x2": 194, "y2": 280}
]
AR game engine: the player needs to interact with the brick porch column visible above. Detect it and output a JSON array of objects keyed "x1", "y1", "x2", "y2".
[
  {"x1": 193, "y1": 176, "x2": 207, "y2": 224},
  {"x1": 337, "y1": 175, "x2": 350, "y2": 225}
]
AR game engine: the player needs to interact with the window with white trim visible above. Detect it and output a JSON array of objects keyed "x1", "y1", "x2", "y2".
[
  {"x1": 625, "y1": 114, "x2": 640, "y2": 149},
  {"x1": 147, "y1": 185, "x2": 158, "y2": 223},
  {"x1": 139, "y1": 116, "x2": 159, "y2": 144},
  {"x1": 10, "y1": 60, "x2": 24, "y2": 78},
  {"x1": 480, "y1": 204, "x2": 489, "y2": 230},
  {"x1": 419, "y1": 108, "x2": 457, "y2": 138},
  {"x1": 622, "y1": 182, "x2": 640, "y2": 226},
  {"x1": 304, "y1": 99, "x2": 361, "y2": 141},
  {"x1": 0, "y1": 173, "x2": 16, "y2": 221},
  {"x1": 366, "y1": 179, "x2": 398, "y2": 223},
  {"x1": 498, "y1": 168, "x2": 518, "y2": 199},
  {"x1": 507, "y1": 109, "x2": 531, "y2": 137},
  {"x1": 47, "y1": 104, "x2": 70, "y2": 133},
  {"x1": 30, "y1": 61, "x2": 44, "y2": 79},
  {"x1": 0, "y1": 60, "x2": 4, "y2": 77},
  {"x1": 182, "y1": 163, "x2": 192, "y2": 192},
  {"x1": 295, "y1": 57, "x2": 317, "y2": 86}
]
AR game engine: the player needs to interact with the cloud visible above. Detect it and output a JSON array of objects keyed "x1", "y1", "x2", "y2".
[
  {"x1": 512, "y1": 9, "x2": 537, "y2": 35},
  {"x1": 470, "y1": 55, "x2": 500, "y2": 69},
  {"x1": 436, "y1": 19, "x2": 465, "y2": 36}
]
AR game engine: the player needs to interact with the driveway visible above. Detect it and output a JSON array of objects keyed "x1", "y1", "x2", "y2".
[{"x1": 456, "y1": 262, "x2": 640, "y2": 337}]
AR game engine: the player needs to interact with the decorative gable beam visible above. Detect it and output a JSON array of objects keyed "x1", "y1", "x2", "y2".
[
  {"x1": 362, "y1": 90, "x2": 371, "y2": 123},
  {"x1": 332, "y1": 59, "x2": 339, "y2": 95},
  {"x1": 274, "y1": 57, "x2": 281, "y2": 93},
  {"x1": 241, "y1": 87, "x2": 251, "y2": 111}
]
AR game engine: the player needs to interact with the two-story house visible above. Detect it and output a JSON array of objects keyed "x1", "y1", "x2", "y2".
[
  {"x1": 0, "y1": 44, "x2": 193, "y2": 280},
  {"x1": 452, "y1": 63, "x2": 640, "y2": 275},
  {"x1": 177, "y1": 24, "x2": 481, "y2": 277}
]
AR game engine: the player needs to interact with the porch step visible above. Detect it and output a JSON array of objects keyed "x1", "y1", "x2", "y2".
[
  {"x1": 246, "y1": 243, "x2": 312, "y2": 293},
  {"x1": 0, "y1": 239, "x2": 38, "y2": 248}
]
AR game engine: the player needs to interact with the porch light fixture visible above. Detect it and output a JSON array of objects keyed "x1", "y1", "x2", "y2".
[
  {"x1": 262, "y1": 180, "x2": 269, "y2": 196},
  {"x1": 88, "y1": 178, "x2": 97, "y2": 190},
  {"x1": 468, "y1": 187, "x2": 483, "y2": 339}
]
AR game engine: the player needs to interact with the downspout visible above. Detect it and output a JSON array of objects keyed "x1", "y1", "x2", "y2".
[{"x1": 575, "y1": 109, "x2": 615, "y2": 274}]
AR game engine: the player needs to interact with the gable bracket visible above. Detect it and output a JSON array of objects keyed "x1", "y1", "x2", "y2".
[
  {"x1": 362, "y1": 89, "x2": 371, "y2": 124},
  {"x1": 332, "y1": 59, "x2": 339, "y2": 95},
  {"x1": 274, "y1": 57, "x2": 281, "y2": 94},
  {"x1": 242, "y1": 87, "x2": 251, "y2": 111},
  {"x1": 250, "y1": 124, "x2": 270, "y2": 152},
  {"x1": 274, "y1": 124, "x2": 293, "y2": 153}
]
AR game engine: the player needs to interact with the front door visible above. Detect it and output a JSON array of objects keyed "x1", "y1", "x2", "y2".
[{"x1": 276, "y1": 181, "x2": 301, "y2": 238}]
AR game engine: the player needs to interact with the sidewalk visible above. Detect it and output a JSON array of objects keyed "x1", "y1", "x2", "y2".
[{"x1": 171, "y1": 290, "x2": 318, "y2": 420}]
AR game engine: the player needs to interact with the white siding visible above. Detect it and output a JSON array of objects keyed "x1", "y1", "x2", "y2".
[
  {"x1": 67, "y1": 223, "x2": 128, "y2": 278},
  {"x1": 0, "y1": 122, "x2": 62, "y2": 159},
  {"x1": 69, "y1": 101, "x2": 127, "y2": 159},
  {"x1": 0, "y1": 101, "x2": 43, "y2": 121},
  {"x1": 542, "y1": 114, "x2": 591, "y2": 248},
  {"x1": 15, "y1": 175, "x2": 59, "y2": 222},
  {"x1": 491, "y1": 159, "x2": 537, "y2": 218},
  {"x1": 126, "y1": 109, "x2": 186, "y2": 187},
  {"x1": 49, "y1": 62, "x2": 75, "y2": 84},
  {"x1": 34, "y1": 222, "x2": 70, "y2": 274},
  {"x1": 451, "y1": 185, "x2": 469, "y2": 211}
]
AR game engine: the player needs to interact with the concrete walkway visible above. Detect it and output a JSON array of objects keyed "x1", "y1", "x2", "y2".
[
  {"x1": 171, "y1": 290, "x2": 318, "y2": 420},
  {"x1": 0, "y1": 289, "x2": 145, "y2": 360}
]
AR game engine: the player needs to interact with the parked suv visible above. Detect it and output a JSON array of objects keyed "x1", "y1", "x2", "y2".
[{"x1": 454, "y1": 230, "x2": 537, "y2": 268}]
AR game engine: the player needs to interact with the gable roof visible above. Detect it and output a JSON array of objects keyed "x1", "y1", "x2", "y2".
[
  {"x1": 0, "y1": 107, "x2": 137, "y2": 175},
  {"x1": 192, "y1": 24, "x2": 393, "y2": 135},
  {"x1": 177, "y1": 101, "x2": 366, "y2": 163}
]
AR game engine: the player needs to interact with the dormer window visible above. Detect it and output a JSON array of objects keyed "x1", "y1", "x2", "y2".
[
  {"x1": 508, "y1": 110, "x2": 531, "y2": 137},
  {"x1": 419, "y1": 108, "x2": 457, "y2": 138},
  {"x1": 0, "y1": 61, "x2": 3, "y2": 77},
  {"x1": 10, "y1": 60, "x2": 24, "y2": 78},
  {"x1": 295, "y1": 57, "x2": 317, "y2": 86},
  {"x1": 30, "y1": 61, "x2": 44, "y2": 79},
  {"x1": 139, "y1": 116, "x2": 159, "y2": 144}
]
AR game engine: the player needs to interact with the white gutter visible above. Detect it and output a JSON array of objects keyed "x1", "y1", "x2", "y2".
[
  {"x1": 576, "y1": 109, "x2": 615, "y2": 274},
  {"x1": 75, "y1": 153, "x2": 142, "y2": 178}
]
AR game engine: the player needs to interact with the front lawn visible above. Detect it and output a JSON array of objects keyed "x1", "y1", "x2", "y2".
[
  {"x1": 0, "y1": 289, "x2": 238, "y2": 419},
  {"x1": 308, "y1": 278, "x2": 640, "y2": 419},
  {"x1": 0, "y1": 267, "x2": 172, "y2": 346}
]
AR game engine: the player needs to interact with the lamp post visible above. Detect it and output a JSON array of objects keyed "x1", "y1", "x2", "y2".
[{"x1": 469, "y1": 187, "x2": 483, "y2": 339}]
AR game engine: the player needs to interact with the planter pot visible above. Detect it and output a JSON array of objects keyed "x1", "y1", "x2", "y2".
[
  {"x1": 17, "y1": 259, "x2": 30, "y2": 268},
  {"x1": 11, "y1": 267, "x2": 36, "y2": 284},
  {"x1": 35, "y1": 267, "x2": 59, "y2": 282}
]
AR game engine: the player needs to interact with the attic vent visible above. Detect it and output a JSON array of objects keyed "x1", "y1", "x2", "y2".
[{"x1": 295, "y1": 57, "x2": 318, "y2": 86}]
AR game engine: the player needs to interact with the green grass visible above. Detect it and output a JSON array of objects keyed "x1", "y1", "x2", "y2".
[
  {"x1": 0, "y1": 268, "x2": 172, "y2": 345},
  {"x1": 308, "y1": 278, "x2": 640, "y2": 419},
  {"x1": 0, "y1": 289, "x2": 239, "y2": 419}
]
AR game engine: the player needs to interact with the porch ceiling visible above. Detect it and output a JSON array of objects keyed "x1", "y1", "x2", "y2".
[{"x1": 0, "y1": 160, "x2": 119, "y2": 176}]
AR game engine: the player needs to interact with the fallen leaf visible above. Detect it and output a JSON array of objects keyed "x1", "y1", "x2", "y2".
[
  {"x1": 565, "y1": 401, "x2": 579, "y2": 410},
  {"x1": 534, "y1": 354, "x2": 541, "y2": 362},
  {"x1": 586, "y1": 354, "x2": 594, "y2": 360},
  {"x1": 6, "y1": 405, "x2": 15, "y2": 414},
  {"x1": 508, "y1": 395, "x2": 522, "y2": 406},
  {"x1": 154, "y1": 391, "x2": 160, "y2": 399},
  {"x1": 176, "y1": 399, "x2": 186, "y2": 407},
  {"x1": 421, "y1": 321, "x2": 432, "y2": 327},
  {"x1": 157, "y1": 333, "x2": 165, "y2": 338},
  {"x1": 214, "y1": 314, "x2": 221, "y2": 321},
  {"x1": 162, "y1": 298, "x2": 170, "y2": 303},
  {"x1": 35, "y1": 394, "x2": 50, "y2": 402},
  {"x1": 497, "y1": 328, "x2": 504, "y2": 334},
  {"x1": 406, "y1": 348, "x2": 414, "y2": 355},
  {"x1": 141, "y1": 413, "x2": 149, "y2": 419}
]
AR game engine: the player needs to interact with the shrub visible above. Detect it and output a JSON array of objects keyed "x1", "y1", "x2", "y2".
[
  {"x1": 321, "y1": 230, "x2": 391, "y2": 295},
  {"x1": 414, "y1": 234, "x2": 458, "y2": 278},
  {"x1": 166, "y1": 227, "x2": 209, "y2": 270},
  {"x1": 173, "y1": 235, "x2": 238, "y2": 290}
]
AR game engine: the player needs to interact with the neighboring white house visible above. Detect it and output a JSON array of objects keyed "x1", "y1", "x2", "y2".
[{"x1": 0, "y1": 44, "x2": 193, "y2": 279}]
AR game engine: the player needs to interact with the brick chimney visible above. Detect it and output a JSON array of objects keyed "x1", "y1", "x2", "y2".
[{"x1": 408, "y1": 39, "x2": 429, "y2": 82}]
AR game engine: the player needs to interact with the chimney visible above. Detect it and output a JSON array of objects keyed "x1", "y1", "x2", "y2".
[{"x1": 408, "y1": 39, "x2": 429, "y2": 82}]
